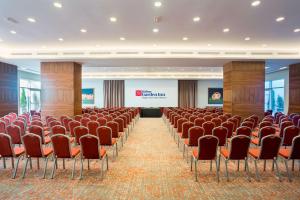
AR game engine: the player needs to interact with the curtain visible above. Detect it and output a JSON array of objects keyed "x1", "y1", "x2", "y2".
[
  {"x1": 103, "y1": 80, "x2": 125, "y2": 108},
  {"x1": 178, "y1": 80, "x2": 198, "y2": 108}
]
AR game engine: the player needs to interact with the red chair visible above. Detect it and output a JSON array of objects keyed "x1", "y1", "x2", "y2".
[
  {"x1": 97, "y1": 117, "x2": 107, "y2": 126},
  {"x1": 0, "y1": 133, "x2": 25, "y2": 178},
  {"x1": 69, "y1": 120, "x2": 81, "y2": 137},
  {"x1": 183, "y1": 126, "x2": 204, "y2": 161},
  {"x1": 191, "y1": 135, "x2": 219, "y2": 182},
  {"x1": 79, "y1": 135, "x2": 108, "y2": 179},
  {"x1": 241, "y1": 121, "x2": 254, "y2": 130},
  {"x1": 87, "y1": 121, "x2": 100, "y2": 136},
  {"x1": 46, "y1": 117, "x2": 57, "y2": 127},
  {"x1": 221, "y1": 121, "x2": 234, "y2": 138},
  {"x1": 194, "y1": 118, "x2": 205, "y2": 127},
  {"x1": 202, "y1": 121, "x2": 215, "y2": 135},
  {"x1": 220, "y1": 135, "x2": 251, "y2": 181},
  {"x1": 213, "y1": 126, "x2": 228, "y2": 149},
  {"x1": 82, "y1": 113, "x2": 90, "y2": 118},
  {"x1": 107, "y1": 121, "x2": 124, "y2": 147},
  {"x1": 49, "y1": 120, "x2": 62, "y2": 128},
  {"x1": 262, "y1": 118, "x2": 273, "y2": 124},
  {"x1": 279, "y1": 121, "x2": 294, "y2": 137},
  {"x1": 74, "y1": 126, "x2": 89, "y2": 145},
  {"x1": 63, "y1": 118, "x2": 73, "y2": 132},
  {"x1": 89, "y1": 115, "x2": 98, "y2": 121},
  {"x1": 97, "y1": 113, "x2": 104, "y2": 118},
  {"x1": 251, "y1": 126, "x2": 276, "y2": 146},
  {"x1": 211, "y1": 118, "x2": 222, "y2": 127},
  {"x1": 249, "y1": 135, "x2": 282, "y2": 181},
  {"x1": 218, "y1": 115, "x2": 227, "y2": 123},
  {"x1": 176, "y1": 118, "x2": 188, "y2": 140},
  {"x1": 249, "y1": 114, "x2": 259, "y2": 128},
  {"x1": 0, "y1": 120, "x2": 6, "y2": 133},
  {"x1": 50, "y1": 134, "x2": 80, "y2": 179},
  {"x1": 104, "y1": 115, "x2": 113, "y2": 122},
  {"x1": 235, "y1": 126, "x2": 252, "y2": 137},
  {"x1": 28, "y1": 125, "x2": 51, "y2": 144},
  {"x1": 178, "y1": 122, "x2": 194, "y2": 148},
  {"x1": 279, "y1": 135, "x2": 300, "y2": 181},
  {"x1": 80, "y1": 117, "x2": 91, "y2": 127},
  {"x1": 97, "y1": 126, "x2": 118, "y2": 158},
  {"x1": 282, "y1": 126, "x2": 300, "y2": 147},
  {"x1": 6, "y1": 125, "x2": 22, "y2": 145},
  {"x1": 114, "y1": 118, "x2": 126, "y2": 140},
  {"x1": 74, "y1": 115, "x2": 82, "y2": 122},
  {"x1": 292, "y1": 115, "x2": 300, "y2": 126},
  {"x1": 12, "y1": 120, "x2": 26, "y2": 136},
  {"x1": 203, "y1": 115, "x2": 213, "y2": 122},
  {"x1": 228, "y1": 118, "x2": 238, "y2": 131},
  {"x1": 189, "y1": 115, "x2": 197, "y2": 123},
  {"x1": 259, "y1": 121, "x2": 273, "y2": 129},
  {"x1": 233, "y1": 115, "x2": 242, "y2": 127},
  {"x1": 51, "y1": 125, "x2": 67, "y2": 135},
  {"x1": 21, "y1": 133, "x2": 53, "y2": 178},
  {"x1": 31, "y1": 120, "x2": 43, "y2": 128}
]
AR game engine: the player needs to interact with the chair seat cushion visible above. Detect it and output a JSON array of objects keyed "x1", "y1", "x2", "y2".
[
  {"x1": 100, "y1": 148, "x2": 106, "y2": 158},
  {"x1": 220, "y1": 149, "x2": 229, "y2": 159},
  {"x1": 71, "y1": 146, "x2": 80, "y2": 157},
  {"x1": 14, "y1": 147, "x2": 25, "y2": 157},
  {"x1": 251, "y1": 138, "x2": 259, "y2": 145},
  {"x1": 192, "y1": 149, "x2": 198, "y2": 158},
  {"x1": 118, "y1": 132, "x2": 125, "y2": 137},
  {"x1": 178, "y1": 132, "x2": 182, "y2": 138},
  {"x1": 249, "y1": 148, "x2": 260, "y2": 159},
  {"x1": 44, "y1": 136, "x2": 51, "y2": 144},
  {"x1": 44, "y1": 131, "x2": 50, "y2": 136},
  {"x1": 279, "y1": 148, "x2": 290, "y2": 159},
  {"x1": 43, "y1": 147, "x2": 53, "y2": 156},
  {"x1": 184, "y1": 139, "x2": 189, "y2": 145},
  {"x1": 252, "y1": 131, "x2": 259, "y2": 137},
  {"x1": 112, "y1": 138, "x2": 117, "y2": 145},
  {"x1": 44, "y1": 127, "x2": 50, "y2": 131}
]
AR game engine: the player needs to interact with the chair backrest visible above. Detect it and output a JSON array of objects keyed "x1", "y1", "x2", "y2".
[
  {"x1": 211, "y1": 118, "x2": 222, "y2": 127},
  {"x1": 80, "y1": 117, "x2": 91, "y2": 127},
  {"x1": 74, "y1": 126, "x2": 89, "y2": 145},
  {"x1": 87, "y1": 121, "x2": 100, "y2": 136},
  {"x1": 104, "y1": 115, "x2": 113, "y2": 122},
  {"x1": 90, "y1": 112, "x2": 97, "y2": 116},
  {"x1": 292, "y1": 115, "x2": 300, "y2": 126},
  {"x1": 262, "y1": 118, "x2": 273, "y2": 124},
  {"x1": 228, "y1": 118, "x2": 238, "y2": 131},
  {"x1": 259, "y1": 135, "x2": 281, "y2": 159},
  {"x1": 28, "y1": 125, "x2": 46, "y2": 144},
  {"x1": 236, "y1": 126, "x2": 252, "y2": 137},
  {"x1": 233, "y1": 115, "x2": 242, "y2": 127},
  {"x1": 97, "y1": 126, "x2": 113, "y2": 145},
  {"x1": 241, "y1": 121, "x2": 254, "y2": 130},
  {"x1": 221, "y1": 121, "x2": 234, "y2": 138},
  {"x1": 80, "y1": 135, "x2": 100, "y2": 159},
  {"x1": 63, "y1": 118, "x2": 73, "y2": 131},
  {"x1": 289, "y1": 135, "x2": 300, "y2": 159},
  {"x1": 258, "y1": 126, "x2": 276, "y2": 146},
  {"x1": 89, "y1": 115, "x2": 98, "y2": 121},
  {"x1": 280, "y1": 121, "x2": 294, "y2": 137},
  {"x1": 119, "y1": 115, "x2": 128, "y2": 128},
  {"x1": 49, "y1": 120, "x2": 62, "y2": 128},
  {"x1": 181, "y1": 122, "x2": 194, "y2": 138},
  {"x1": 74, "y1": 115, "x2": 83, "y2": 122},
  {"x1": 60, "y1": 115, "x2": 68, "y2": 124},
  {"x1": 0, "y1": 133, "x2": 14, "y2": 157},
  {"x1": 173, "y1": 116, "x2": 180, "y2": 128},
  {"x1": 68, "y1": 120, "x2": 81, "y2": 137},
  {"x1": 196, "y1": 135, "x2": 218, "y2": 160},
  {"x1": 31, "y1": 120, "x2": 43, "y2": 127},
  {"x1": 97, "y1": 117, "x2": 107, "y2": 126},
  {"x1": 12, "y1": 120, "x2": 25, "y2": 136},
  {"x1": 228, "y1": 135, "x2": 251, "y2": 160},
  {"x1": 0, "y1": 120, "x2": 6, "y2": 133},
  {"x1": 282, "y1": 125, "x2": 300, "y2": 146},
  {"x1": 106, "y1": 121, "x2": 119, "y2": 138},
  {"x1": 97, "y1": 113, "x2": 104, "y2": 118},
  {"x1": 218, "y1": 115, "x2": 227, "y2": 123},
  {"x1": 197, "y1": 113, "x2": 205, "y2": 118},
  {"x1": 203, "y1": 115, "x2": 213, "y2": 122},
  {"x1": 46, "y1": 117, "x2": 56, "y2": 127},
  {"x1": 249, "y1": 114, "x2": 259, "y2": 128},
  {"x1": 82, "y1": 113, "x2": 90, "y2": 118},
  {"x1": 212, "y1": 126, "x2": 228, "y2": 147},
  {"x1": 51, "y1": 134, "x2": 72, "y2": 158},
  {"x1": 194, "y1": 118, "x2": 205, "y2": 127},
  {"x1": 189, "y1": 115, "x2": 198, "y2": 123},
  {"x1": 177, "y1": 118, "x2": 188, "y2": 133},
  {"x1": 202, "y1": 121, "x2": 215, "y2": 135},
  {"x1": 22, "y1": 133, "x2": 44, "y2": 158},
  {"x1": 51, "y1": 125, "x2": 67, "y2": 135},
  {"x1": 6, "y1": 125, "x2": 22, "y2": 144},
  {"x1": 114, "y1": 118, "x2": 124, "y2": 132},
  {"x1": 188, "y1": 126, "x2": 204, "y2": 146},
  {"x1": 259, "y1": 121, "x2": 273, "y2": 129}
]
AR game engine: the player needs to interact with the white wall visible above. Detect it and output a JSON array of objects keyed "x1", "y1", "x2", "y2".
[
  {"x1": 197, "y1": 80, "x2": 223, "y2": 108},
  {"x1": 265, "y1": 69, "x2": 289, "y2": 114},
  {"x1": 82, "y1": 79, "x2": 104, "y2": 108}
]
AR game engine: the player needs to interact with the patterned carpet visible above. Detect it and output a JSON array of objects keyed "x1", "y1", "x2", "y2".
[{"x1": 0, "y1": 118, "x2": 300, "y2": 200}]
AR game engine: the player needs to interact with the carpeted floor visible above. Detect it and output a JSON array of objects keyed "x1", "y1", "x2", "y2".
[{"x1": 0, "y1": 118, "x2": 300, "y2": 199}]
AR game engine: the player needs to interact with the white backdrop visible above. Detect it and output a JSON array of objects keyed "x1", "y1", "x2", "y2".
[{"x1": 125, "y1": 79, "x2": 178, "y2": 107}]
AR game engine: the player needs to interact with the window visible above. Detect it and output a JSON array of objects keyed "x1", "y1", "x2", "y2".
[
  {"x1": 19, "y1": 79, "x2": 41, "y2": 114},
  {"x1": 265, "y1": 79, "x2": 284, "y2": 113}
]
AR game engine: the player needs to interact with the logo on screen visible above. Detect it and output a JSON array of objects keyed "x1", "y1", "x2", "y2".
[
  {"x1": 135, "y1": 90, "x2": 142, "y2": 96},
  {"x1": 135, "y1": 89, "x2": 166, "y2": 97}
]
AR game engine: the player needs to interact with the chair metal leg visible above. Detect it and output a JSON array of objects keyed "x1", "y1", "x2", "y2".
[
  {"x1": 245, "y1": 158, "x2": 251, "y2": 182},
  {"x1": 80, "y1": 158, "x2": 84, "y2": 180},
  {"x1": 106, "y1": 154, "x2": 109, "y2": 170},
  {"x1": 263, "y1": 160, "x2": 266, "y2": 171},
  {"x1": 51, "y1": 157, "x2": 57, "y2": 179},
  {"x1": 22, "y1": 157, "x2": 29, "y2": 179},
  {"x1": 12, "y1": 155, "x2": 22, "y2": 179},
  {"x1": 272, "y1": 160, "x2": 275, "y2": 171},
  {"x1": 183, "y1": 145, "x2": 185, "y2": 159},
  {"x1": 190, "y1": 156, "x2": 193, "y2": 171},
  {"x1": 225, "y1": 160, "x2": 229, "y2": 182},
  {"x1": 273, "y1": 158, "x2": 282, "y2": 181},
  {"x1": 194, "y1": 159, "x2": 198, "y2": 182},
  {"x1": 101, "y1": 158, "x2": 104, "y2": 180},
  {"x1": 215, "y1": 160, "x2": 219, "y2": 182},
  {"x1": 116, "y1": 143, "x2": 118, "y2": 157},
  {"x1": 292, "y1": 160, "x2": 295, "y2": 171},
  {"x1": 210, "y1": 160, "x2": 212, "y2": 172},
  {"x1": 11, "y1": 157, "x2": 14, "y2": 169},
  {"x1": 37, "y1": 158, "x2": 40, "y2": 169},
  {"x1": 237, "y1": 160, "x2": 240, "y2": 171},
  {"x1": 3, "y1": 157, "x2": 6, "y2": 169},
  {"x1": 254, "y1": 159, "x2": 260, "y2": 181},
  {"x1": 63, "y1": 159, "x2": 65, "y2": 169},
  {"x1": 43, "y1": 157, "x2": 49, "y2": 179},
  {"x1": 29, "y1": 157, "x2": 32, "y2": 169},
  {"x1": 87, "y1": 159, "x2": 90, "y2": 170},
  {"x1": 284, "y1": 159, "x2": 292, "y2": 182},
  {"x1": 218, "y1": 155, "x2": 221, "y2": 171},
  {"x1": 71, "y1": 158, "x2": 76, "y2": 179}
]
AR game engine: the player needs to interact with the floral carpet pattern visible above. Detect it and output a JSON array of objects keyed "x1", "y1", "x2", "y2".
[{"x1": 0, "y1": 118, "x2": 300, "y2": 200}]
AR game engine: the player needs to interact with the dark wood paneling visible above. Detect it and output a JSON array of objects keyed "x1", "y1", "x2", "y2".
[
  {"x1": 223, "y1": 61, "x2": 265, "y2": 120},
  {"x1": 41, "y1": 62, "x2": 82, "y2": 118},
  {"x1": 0, "y1": 62, "x2": 18, "y2": 116},
  {"x1": 289, "y1": 63, "x2": 300, "y2": 114}
]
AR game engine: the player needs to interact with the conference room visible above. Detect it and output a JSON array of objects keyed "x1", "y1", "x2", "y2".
[{"x1": 0, "y1": 0, "x2": 300, "y2": 199}]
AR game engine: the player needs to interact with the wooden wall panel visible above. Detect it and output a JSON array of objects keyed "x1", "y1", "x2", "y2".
[
  {"x1": 223, "y1": 61, "x2": 265, "y2": 120},
  {"x1": 289, "y1": 63, "x2": 300, "y2": 114},
  {"x1": 0, "y1": 62, "x2": 18, "y2": 116},
  {"x1": 41, "y1": 62, "x2": 82, "y2": 118}
]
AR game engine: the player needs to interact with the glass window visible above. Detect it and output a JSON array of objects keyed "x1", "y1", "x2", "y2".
[
  {"x1": 264, "y1": 79, "x2": 285, "y2": 113},
  {"x1": 19, "y1": 79, "x2": 41, "y2": 114}
]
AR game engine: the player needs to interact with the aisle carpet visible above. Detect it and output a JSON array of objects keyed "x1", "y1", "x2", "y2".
[{"x1": 0, "y1": 118, "x2": 299, "y2": 199}]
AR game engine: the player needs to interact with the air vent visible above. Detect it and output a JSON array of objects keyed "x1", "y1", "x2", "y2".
[
  {"x1": 11, "y1": 52, "x2": 32, "y2": 56},
  {"x1": 89, "y1": 52, "x2": 111, "y2": 55},
  {"x1": 251, "y1": 52, "x2": 273, "y2": 55},
  {"x1": 277, "y1": 52, "x2": 299, "y2": 55},
  {"x1": 116, "y1": 52, "x2": 139, "y2": 54},
  {"x1": 198, "y1": 51, "x2": 220, "y2": 55},
  {"x1": 170, "y1": 51, "x2": 194, "y2": 54},
  {"x1": 37, "y1": 52, "x2": 58, "y2": 56},
  {"x1": 224, "y1": 51, "x2": 247, "y2": 55},
  {"x1": 143, "y1": 51, "x2": 166, "y2": 54},
  {"x1": 62, "y1": 52, "x2": 85, "y2": 55}
]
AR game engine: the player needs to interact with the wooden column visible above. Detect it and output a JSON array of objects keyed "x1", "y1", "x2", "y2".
[
  {"x1": 0, "y1": 62, "x2": 18, "y2": 116},
  {"x1": 288, "y1": 63, "x2": 300, "y2": 114},
  {"x1": 223, "y1": 61, "x2": 265, "y2": 120},
  {"x1": 41, "y1": 62, "x2": 82, "y2": 118}
]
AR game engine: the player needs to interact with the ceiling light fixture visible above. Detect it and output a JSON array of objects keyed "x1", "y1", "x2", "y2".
[
  {"x1": 207, "y1": 44, "x2": 212, "y2": 47},
  {"x1": 245, "y1": 37, "x2": 251, "y2": 41},
  {"x1": 120, "y1": 37, "x2": 125, "y2": 41},
  {"x1": 154, "y1": 1, "x2": 162, "y2": 7},
  {"x1": 182, "y1": 37, "x2": 188, "y2": 41},
  {"x1": 10, "y1": 30, "x2": 16, "y2": 34},
  {"x1": 251, "y1": 1, "x2": 261, "y2": 7},
  {"x1": 276, "y1": 17, "x2": 285, "y2": 22},
  {"x1": 294, "y1": 28, "x2": 300, "y2": 33},
  {"x1": 110, "y1": 17, "x2": 117, "y2": 22},
  {"x1": 27, "y1": 17, "x2": 36, "y2": 23},
  {"x1": 223, "y1": 28, "x2": 230, "y2": 33},
  {"x1": 80, "y1": 29, "x2": 87, "y2": 33},
  {"x1": 152, "y1": 28, "x2": 159, "y2": 33},
  {"x1": 53, "y1": 2, "x2": 62, "y2": 8},
  {"x1": 193, "y1": 16, "x2": 200, "y2": 22},
  {"x1": 58, "y1": 38, "x2": 64, "y2": 41}
]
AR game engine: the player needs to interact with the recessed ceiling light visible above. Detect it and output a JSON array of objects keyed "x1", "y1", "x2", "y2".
[
  {"x1": 294, "y1": 28, "x2": 300, "y2": 33},
  {"x1": 223, "y1": 28, "x2": 230, "y2": 33},
  {"x1": 10, "y1": 30, "x2": 16, "y2": 34},
  {"x1": 244, "y1": 37, "x2": 251, "y2": 41},
  {"x1": 53, "y1": 2, "x2": 62, "y2": 8},
  {"x1": 152, "y1": 28, "x2": 159, "y2": 33},
  {"x1": 120, "y1": 37, "x2": 125, "y2": 41},
  {"x1": 154, "y1": 1, "x2": 162, "y2": 7},
  {"x1": 58, "y1": 38, "x2": 64, "y2": 41},
  {"x1": 193, "y1": 16, "x2": 200, "y2": 22},
  {"x1": 207, "y1": 44, "x2": 212, "y2": 47},
  {"x1": 276, "y1": 17, "x2": 285, "y2": 22},
  {"x1": 27, "y1": 17, "x2": 36, "y2": 23},
  {"x1": 251, "y1": 1, "x2": 261, "y2": 7},
  {"x1": 182, "y1": 37, "x2": 189, "y2": 41},
  {"x1": 280, "y1": 66, "x2": 288, "y2": 70},
  {"x1": 110, "y1": 17, "x2": 117, "y2": 22},
  {"x1": 80, "y1": 29, "x2": 87, "y2": 33}
]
